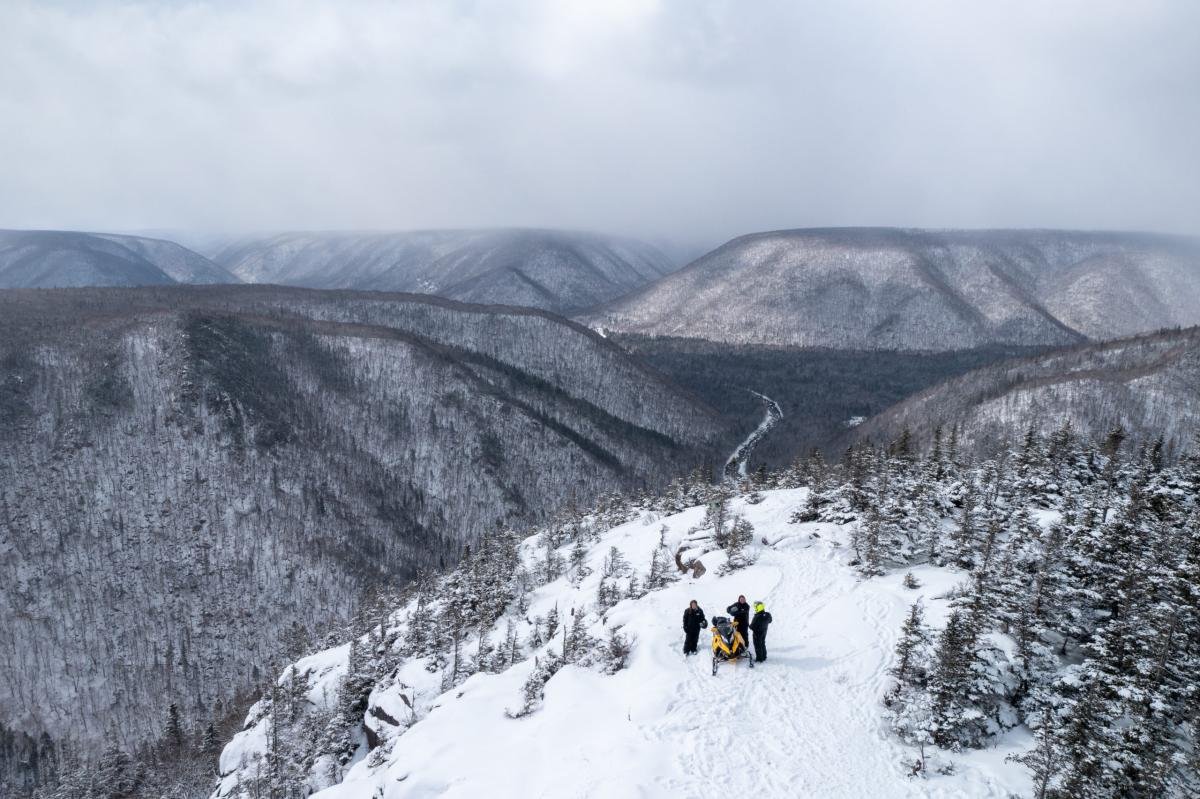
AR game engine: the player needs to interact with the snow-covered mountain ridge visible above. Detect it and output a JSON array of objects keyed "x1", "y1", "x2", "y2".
[
  {"x1": 849, "y1": 326, "x2": 1200, "y2": 458},
  {"x1": 0, "y1": 230, "x2": 238, "y2": 287},
  {"x1": 587, "y1": 228, "x2": 1200, "y2": 351},
  {"x1": 213, "y1": 229, "x2": 677, "y2": 314},
  {"x1": 211, "y1": 428, "x2": 1199, "y2": 798}
]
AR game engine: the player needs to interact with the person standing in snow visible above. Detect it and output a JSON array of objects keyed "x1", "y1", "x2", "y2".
[
  {"x1": 681, "y1": 600, "x2": 707, "y2": 656},
  {"x1": 726, "y1": 595, "x2": 750, "y2": 646},
  {"x1": 750, "y1": 601, "x2": 773, "y2": 662}
]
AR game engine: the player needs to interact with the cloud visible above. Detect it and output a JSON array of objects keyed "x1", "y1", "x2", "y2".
[{"x1": 1, "y1": 0, "x2": 1197, "y2": 243}]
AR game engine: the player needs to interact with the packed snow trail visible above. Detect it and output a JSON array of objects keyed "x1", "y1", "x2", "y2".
[
  {"x1": 638, "y1": 492, "x2": 1023, "y2": 798},
  {"x1": 220, "y1": 489, "x2": 1036, "y2": 791},
  {"x1": 222, "y1": 489, "x2": 1033, "y2": 798},
  {"x1": 724, "y1": 391, "x2": 783, "y2": 479}
]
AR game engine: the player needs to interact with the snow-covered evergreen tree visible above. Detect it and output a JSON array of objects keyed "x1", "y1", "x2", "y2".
[{"x1": 645, "y1": 528, "x2": 679, "y2": 590}]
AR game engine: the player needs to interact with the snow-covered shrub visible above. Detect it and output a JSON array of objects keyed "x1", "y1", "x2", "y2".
[
  {"x1": 645, "y1": 527, "x2": 679, "y2": 590},
  {"x1": 719, "y1": 515, "x2": 756, "y2": 573},
  {"x1": 601, "y1": 546, "x2": 630, "y2": 579},
  {"x1": 507, "y1": 655, "x2": 563, "y2": 719},
  {"x1": 603, "y1": 628, "x2": 633, "y2": 675}
]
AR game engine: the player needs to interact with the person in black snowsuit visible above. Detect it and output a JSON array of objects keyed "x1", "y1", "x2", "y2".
[
  {"x1": 750, "y1": 602, "x2": 773, "y2": 662},
  {"x1": 726, "y1": 595, "x2": 750, "y2": 648},
  {"x1": 682, "y1": 600, "x2": 707, "y2": 655}
]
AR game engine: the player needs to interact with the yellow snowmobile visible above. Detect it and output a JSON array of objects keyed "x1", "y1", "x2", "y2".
[{"x1": 710, "y1": 616, "x2": 754, "y2": 675}]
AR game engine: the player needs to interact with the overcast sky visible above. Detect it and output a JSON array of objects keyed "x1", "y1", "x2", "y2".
[{"x1": 2, "y1": 0, "x2": 1198, "y2": 245}]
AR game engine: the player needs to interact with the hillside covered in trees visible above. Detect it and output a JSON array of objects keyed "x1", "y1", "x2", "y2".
[
  {"x1": 0, "y1": 286, "x2": 726, "y2": 796},
  {"x1": 848, "y1": 326, "x2": 1200, "y2": 459},
  {"x1": 587, "y1": 228, "x2": 1200, "y2": 350},
  {"x1": 0, "y1": 231, "x2": 237, "y2": 288},
  {"x1": 212, "y1": 229, "x2": 677, "y2": 314},
  {"x1": 613, "y1": 333, "x2": 1044, "y2": 464},
  {"x1": 70, "y1": 421, "x2": 1194, "y2": 799}
]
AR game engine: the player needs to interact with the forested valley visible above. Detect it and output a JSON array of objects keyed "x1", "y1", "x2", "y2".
[
  {"x1": 615, "y1": 333, "x2": 1046, "y2": 464},
  {"x1": 0, "y1": 286, "x2": 724, "y2": 797}
]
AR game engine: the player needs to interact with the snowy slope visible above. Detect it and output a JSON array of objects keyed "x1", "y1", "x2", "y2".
[
  {"x1": 849, "y1": 326, "x2": 1200, "y2": 457},
  {"x1": 213, "y1": 229, "x2": 676, "y2": 313},
  {"x1": 585, "y1": 228, "x2": 1200, "y2": 350},
  {"x1": 215, "y1": 489, "x2": 1032, "y2": 798},
  {"x1": 93, "y1": 232, "x2": 239, "y2": 283},
  {"x1": 0, "y1": 229, "x2": 237, "y2": 287}
]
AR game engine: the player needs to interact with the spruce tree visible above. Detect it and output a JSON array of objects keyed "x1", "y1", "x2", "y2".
[
  {"x1": 541, "y1": 536, "x2": 564, "y2": 583},
  {"x1": 595, "y1": 577, "x2": 617, "y2": 612},
  {"x1": 501, "y1": 619, "x2": 522, "y2": 670},
  {"x1": 527, "y1": 615, "x2": 544, "y2": 650},
  {"x1": 603, "y1": 628, "x2": 632, "y2": 674},
  {"x1": 705, "y1": 494, "x2": 730, "y2": 545},
  {"x1": 1053, "y1": 679, "x2": 1111, "y2": 799},
  {"x1": 1007, "y1": 707, "x2": 1065, "y2": 799},
  {"x1": 928, "y1": 610, "x2": 981, "y2": 747},
  {"x1": 601, "y1": 546, "x2": 629, "y2": 579},
  {"x1": 200, "y1": 723, "x2": 220, "y2": 774},
  {"x1": 929, "y1": 425, "x2": 945, "y2": 480},
  {"x1": 470, "y1": 628, "x2": 496, "y2": 675},
  {"x1": 94, "y1": 738, "x2": 140, "y2": 799},
  {"x1": 1097, "y1": 425, "x2": 1127, "y2": 523},
  {"x1": 891, "y1": 426, "x2": 913, "y2": 462},
  {"x1": 856, "y1": 504, "x2": 885, "y2": 577},
  {"x1": 950, "y1": 480, "x2": 980, "y2": 569},
  {"x1": 890, "y1": 601, "x2": 930, "y2": 688},
  {"x1": 163, "y1": 702, "x2": 184, "y2": 753},
  {"x1": 646, "y1": 529, "x2": 679, "y2": 589},
  {"x1": 568, "y1": 538, "x2": 591, "y2": 583}
]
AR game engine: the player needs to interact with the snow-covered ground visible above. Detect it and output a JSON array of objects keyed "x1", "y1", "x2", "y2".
[{"x1": 218, "y1": 489, "x2": 1034, "y2": 798}]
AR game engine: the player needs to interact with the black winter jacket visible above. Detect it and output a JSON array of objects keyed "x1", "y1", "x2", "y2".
[
  {"x1": 682, "y1": 607, "x2": 707, "y2": 634},
  {"x1": 750, "y1": 610, "x2": 773, "y2": 635},
  {"x1": 727, "y1": 601, "x2": 750, "y2": 633}
]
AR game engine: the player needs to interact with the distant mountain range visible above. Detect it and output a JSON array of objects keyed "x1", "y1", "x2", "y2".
[
  {"x1": 0, "y1": 285, "x2": 723, "y2": 764},
  {"x1": 0, "y1": 228, "x2": 680, "y2": 316},
  {"x1": 9, "y1": 228, "x2": 1199, "y2": 345},
  {"x1": 0, "y1": 230, "x2": 237, "y2": 287},
  {"x1": 846, "y1": 325, "x2": 1200, "y2": 456},
  {"x1": 211, "y1": 229, "x2": 677, "y2": 313},
  {"x1": 586, "y1": 228, "x2": 1200, "y2": 351}
]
